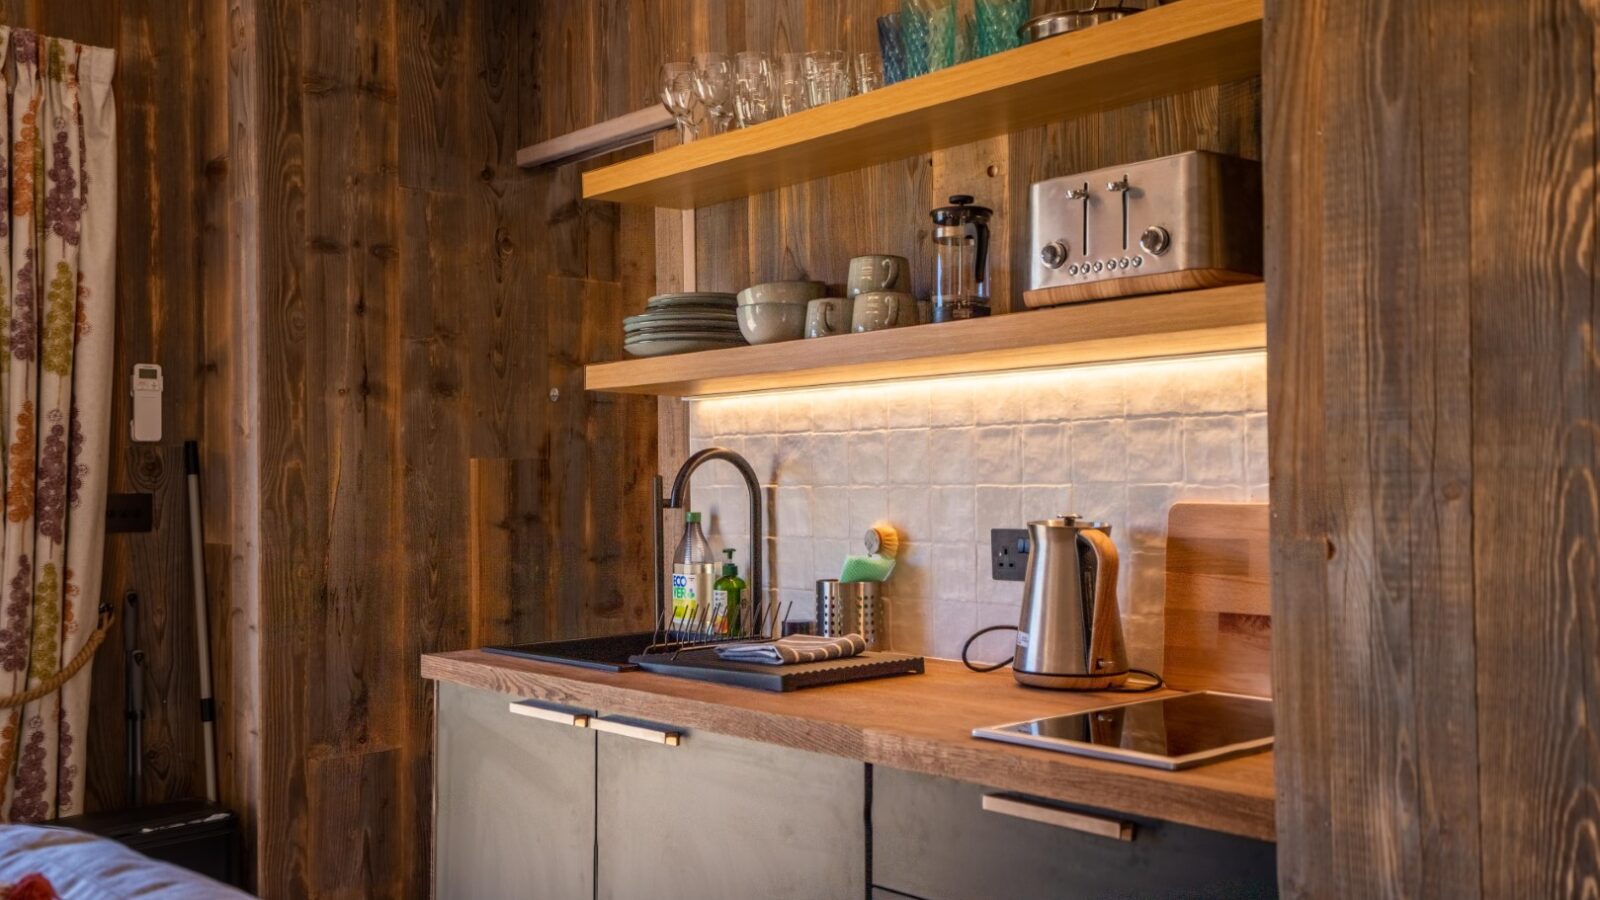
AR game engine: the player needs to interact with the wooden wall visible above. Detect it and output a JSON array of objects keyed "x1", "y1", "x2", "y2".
[
  {"x1": 217, "y1": 0, "x2": 1260, "y2": 894},
  {"x1": 0, "y1": 0, "x2": 235, "y2": 822},
  {"x1": 1266, "y1": 0, "x2": 1599, "y2": 896},
  {"x1": 226, "y1": 0, "x2": 658, "y2": 894}
]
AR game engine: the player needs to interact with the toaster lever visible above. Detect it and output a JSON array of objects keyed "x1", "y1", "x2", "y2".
[
  {"x1": 1106, "y1": 176, "x2": 1131, "y2": 249},
  {"x1": 1062, "y1": 184, "x2": 1091, "y2": 257}
]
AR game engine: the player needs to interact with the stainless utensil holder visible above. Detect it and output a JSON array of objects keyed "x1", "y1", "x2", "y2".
[{"x1": 815, "y1": 579, "x2": 881, "y2": 649}]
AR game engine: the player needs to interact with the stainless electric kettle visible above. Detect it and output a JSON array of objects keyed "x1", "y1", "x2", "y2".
[{"x1": 1012, "y1": 516, "x2": 1130, "y2": 690}]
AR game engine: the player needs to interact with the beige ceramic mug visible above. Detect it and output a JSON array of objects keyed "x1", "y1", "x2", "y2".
[
  {"x1": 805, "y1": 297, "x2": 855, "y2": 339},
  {"x1": 852, "y1": 291, "x2": 918, "y2": 333},
  {"x1": 847, "y1": 255, "x2": 911, "y2": 298}
]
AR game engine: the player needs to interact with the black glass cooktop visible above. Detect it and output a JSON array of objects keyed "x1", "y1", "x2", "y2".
[{"x1": 974, "y1": 692, "x2": 1274, "y2": 770}]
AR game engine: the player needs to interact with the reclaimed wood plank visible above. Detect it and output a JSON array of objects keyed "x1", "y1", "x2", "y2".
[
  {"x1": 1262, "y1": 0, "x2": 1334, "y2": 892},
  {"x1": 1266, "y1": 0, "x2": 1520, "y2": 897},
  {"x1": 1469, "y1": 0, "x2": 1599, "y2": 896}
]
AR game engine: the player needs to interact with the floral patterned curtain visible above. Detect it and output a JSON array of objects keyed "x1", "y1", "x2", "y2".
[{"x1": 0, "y1": 28, "x2": 116, "y2": 821}]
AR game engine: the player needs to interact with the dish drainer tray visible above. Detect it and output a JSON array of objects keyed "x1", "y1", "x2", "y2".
[{"x1": 628, "y1": 648, "x2": 925, "y2": 692}]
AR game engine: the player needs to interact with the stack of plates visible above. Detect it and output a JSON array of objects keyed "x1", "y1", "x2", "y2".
[{"x1": 624, "y1": 292, "x2": 746, "y2": 358}]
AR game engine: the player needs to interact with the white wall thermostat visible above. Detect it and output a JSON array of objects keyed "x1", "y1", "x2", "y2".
[{"x1": 130, "y1": 364, "x2": 163, "y2": 443}]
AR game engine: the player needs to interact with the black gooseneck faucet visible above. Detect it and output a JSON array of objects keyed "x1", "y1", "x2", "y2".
[{"x1": 653, "y1": 447, "x2": 764, "y2": 632}]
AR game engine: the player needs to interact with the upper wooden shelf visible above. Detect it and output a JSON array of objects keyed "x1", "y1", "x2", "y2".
[
  {"x1": 586, "y1": 283, "x2": 1266, "y2": 397},
  {"x1": 581, "y1": 0, "x2": 1263, "y2": 209}
]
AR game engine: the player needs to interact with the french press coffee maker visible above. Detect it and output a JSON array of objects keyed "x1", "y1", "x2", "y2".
[{"x1": 931, "y1": 194, "x2": 993, "y2": 322}]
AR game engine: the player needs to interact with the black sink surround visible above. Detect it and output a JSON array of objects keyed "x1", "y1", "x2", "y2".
[{"x1": 484, "y1": 632, "x2": 662, "y2": 672}]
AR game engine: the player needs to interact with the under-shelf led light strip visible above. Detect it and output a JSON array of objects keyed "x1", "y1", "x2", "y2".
[{"x1": 679, "y1": 348, "x2": 1268, "y2": 404}]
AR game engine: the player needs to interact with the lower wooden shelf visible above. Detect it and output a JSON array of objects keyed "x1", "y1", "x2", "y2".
[{"x1": 585, "y1": 282, "x2": 1266, "y2": 397}]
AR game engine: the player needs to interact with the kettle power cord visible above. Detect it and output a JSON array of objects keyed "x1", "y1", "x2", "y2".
[{"x1": 960, "y1": 624, "x2": 1166, "y2": 693}]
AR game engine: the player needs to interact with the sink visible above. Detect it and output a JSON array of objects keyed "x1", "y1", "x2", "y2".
[{"x1": 483, "y1": 632, "x2": 663, "y2": 673}]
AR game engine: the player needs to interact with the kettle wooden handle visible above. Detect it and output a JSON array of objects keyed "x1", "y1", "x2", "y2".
[{"x1": 1079, "y1": 529, "x2": 1123, "y2": 677}]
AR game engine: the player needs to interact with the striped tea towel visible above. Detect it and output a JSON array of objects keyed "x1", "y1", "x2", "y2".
[{"x1": 714, "y1": 633, "x2": 868, "y2": 666}]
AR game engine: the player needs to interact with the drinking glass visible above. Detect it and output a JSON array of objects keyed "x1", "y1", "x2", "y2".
[
  {"x1": 854, "y1": 52, "x2": 886, "y2": 94},
  {"x1": 902, "y1": 0, "x2": 958, "y2": 75},
  {"x1": 659, "y1": 61, "x2": 699, "y2": 142},
  {"x1": 692, "y1": 52, "x2": 737, "y2": 134},
  {"x1": 899, "y1": 2, "x2": 931, "y2": 78},
  {"x1": 777, "y1": 53, "x2": 810, "y2": 116},
  {"x1": 734, "y1": 51, "x2": 777, "y2": 127},
  {"x1": 803, "y1": 50, "x2": 851, "y2": 108},
  {"x1": 877, "y1": 13, "x2": 909, "y2": 85},
  {"x1": 975, "y1": 0, "x2": 1030, "y2": 57}
]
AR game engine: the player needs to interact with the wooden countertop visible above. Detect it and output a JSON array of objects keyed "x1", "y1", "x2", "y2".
[{"x1": 421, "y1": 651, "x2": 1275, "y2": 842}]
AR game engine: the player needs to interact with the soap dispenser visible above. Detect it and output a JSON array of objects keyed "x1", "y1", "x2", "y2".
[{"x1": 713, "y1": 548, "x2": 746, "y2": 635}]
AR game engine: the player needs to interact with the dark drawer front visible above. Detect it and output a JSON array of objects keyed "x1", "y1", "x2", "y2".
[{"x1": 872, "y1": 767, "x2": 1277, "y2": 900}]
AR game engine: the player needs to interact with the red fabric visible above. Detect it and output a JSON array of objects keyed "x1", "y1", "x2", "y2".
[{"x1": 1, "y1": 873, "x2": 59, "y2": 900}]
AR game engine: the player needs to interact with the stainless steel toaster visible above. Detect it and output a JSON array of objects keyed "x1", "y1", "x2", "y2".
[{"x1": 1023, "y1": 150, "x2": 1262, "y2": 309}]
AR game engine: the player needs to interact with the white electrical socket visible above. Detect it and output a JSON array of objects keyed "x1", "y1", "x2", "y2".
[{"x1": 130, "y1": 363, "x2": 162, "y2": 443}]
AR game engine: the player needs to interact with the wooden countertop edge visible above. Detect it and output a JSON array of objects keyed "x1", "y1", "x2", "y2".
[{"x1": 420, "y1": 650, "x2": 1276, "y2": 842}]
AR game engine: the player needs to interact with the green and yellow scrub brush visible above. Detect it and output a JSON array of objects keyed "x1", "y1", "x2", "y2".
[{"x1": 840, "y1": 524, "x2": 899, "y2": 583}]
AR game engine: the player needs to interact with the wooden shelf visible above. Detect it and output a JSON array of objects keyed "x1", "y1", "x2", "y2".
[
  {"x1": 586, "y1": 283, "x2": 1265, "y2": 397},
  {"x1": 581, "y1": 0, "x2": 1263, "y2": 209}
]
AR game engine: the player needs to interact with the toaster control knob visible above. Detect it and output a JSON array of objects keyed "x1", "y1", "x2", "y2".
[
  {"x1": 1064, "y1": 187, "x2": 1090, "y2": 201},
  {"x1": 1139, "y1": 225, "x2": 1171, "y2": 256},
  {"x1": 1106, "y1": 177, "x2": 1130, "y2": 192},
  {"x1": 1039, "y1": 240, "x2": 1070, "y2": 269}
]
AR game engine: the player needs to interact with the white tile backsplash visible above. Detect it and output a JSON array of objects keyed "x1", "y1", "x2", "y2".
[
  {"x1": 1071, "y1": 419, "x2": 1129, "y2": 483},
  {"x1": 973, "y1": 427, "x2": 1020, "y2": 481},
  {"x1": 930, "y1": 486, "x2": 976, "y2": 542},
  {"x1": 885, "y1": 429, "x2": 931, "y2": 484},
  {"x1": 927, "y1": 427, "x2": 977, "y2": 484},
  {"x1": 1184, "y1": 415, "x2": 1247, "y2": 483},
  {"x1": 1127, "y1": 417, "x2": 1184, "y2": 483},
  {"x1": 682, "y1": 352, "x2": 1268, "y2": 667},
  {"x1": 845, "y1": 432, "x2": 886, "y2": 485},
  {"x1": 1019, "y1": 423, "x2": 1066, "y2": 484}
]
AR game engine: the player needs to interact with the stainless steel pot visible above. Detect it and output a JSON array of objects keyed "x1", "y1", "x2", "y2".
[{"x1": 1018, "y1": 2, "x2": 1156, "y2": 43}]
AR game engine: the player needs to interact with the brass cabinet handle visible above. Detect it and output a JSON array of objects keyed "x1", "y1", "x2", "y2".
[
  {"x1": 507, "y1": 700, "x2": 589, "y2": 728},
  {"x1": 590, "y1": 717, "x2": 683, "y2": 746},
  {"x1": 981, "y1": 793, "x2": 1134, "y2": 841}
]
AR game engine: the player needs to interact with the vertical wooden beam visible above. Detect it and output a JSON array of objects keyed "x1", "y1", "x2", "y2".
[
  {"x1": 1469, "y1": 0, "x2": 1599, "y2": 896},
  {"x1": 1262, "y1": 0, "x2": 1340, "y2": 889},
  {"x1": 225, "y1": 0, "x2": 265, "y2": 886},
  {"x1": 1269, "y1": 0, "x2": 1599, "y2": 895}
]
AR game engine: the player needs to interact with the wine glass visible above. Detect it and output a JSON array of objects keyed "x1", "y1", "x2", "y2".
[
  {"x1": 692, "y1": 52, "x2": 737, "y2": 135},
  {"x1": 659, "y1": 61, "x2": 699, "y2": 142},
  {"x1": 734, "y1": 51, "x2": 776, "y2": 127}
]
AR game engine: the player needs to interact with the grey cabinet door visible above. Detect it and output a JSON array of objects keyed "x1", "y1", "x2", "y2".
[
  {"x1": 872, "y1": 767, "x2": 1277, "y2": 900},
  {"x1": 595, "y1": 719, "x2": 867, "y2": 900},
  {"x1": 433, "y1": 682, "x2": 597, "y2": 900}
]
